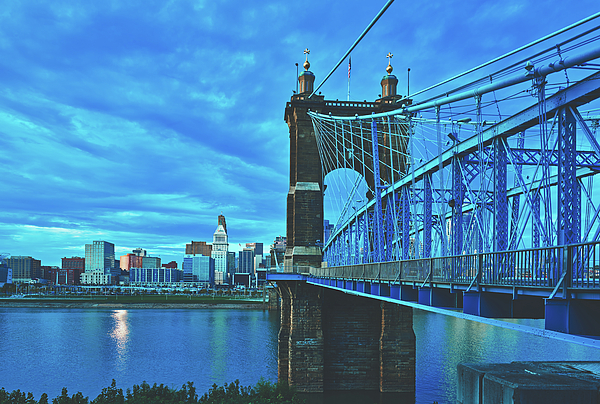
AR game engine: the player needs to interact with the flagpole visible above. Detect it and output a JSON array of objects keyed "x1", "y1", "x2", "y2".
[{"x1": 347, "y1": 56, "x2": 351, "y2": 101}]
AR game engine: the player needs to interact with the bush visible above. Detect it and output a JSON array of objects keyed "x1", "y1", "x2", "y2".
[{"x1": 0, "y1": 379, "x2": 301, "y2": 404}]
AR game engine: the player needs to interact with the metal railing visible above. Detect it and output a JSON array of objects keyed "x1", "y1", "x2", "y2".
[{"x1": 298, "y1": 241, "x2": 600, "y2": 290}]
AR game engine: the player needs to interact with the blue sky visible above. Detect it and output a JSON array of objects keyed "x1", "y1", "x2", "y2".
[{"x1": 0, "y1": 0, "x2": 597, "y2": 266}]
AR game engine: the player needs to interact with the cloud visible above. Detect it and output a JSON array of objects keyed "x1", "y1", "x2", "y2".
[{"x1": 0, "y1": 0, "x2": 596, "y2": 266}]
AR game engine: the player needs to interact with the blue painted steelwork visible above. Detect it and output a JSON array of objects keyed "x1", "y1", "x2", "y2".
[
  {"x1": 557, "y1": 107, "x2": 579, "y2": 245},
  {"x1": 315, "y1": 53, "x2": 600, "y2": 268},
  {"x1": 494, "y1": 137, "x2": 508, "y2": 252},
  {"x1": 354, "y1": 215, "x2": 360, "y2": 264},
  {"x1": 371, "y1": 118, "x2": 384, "y2": 262},
  {"x1": 451, "y1": 154, "x2": 464, "y2": 256},
  {"x1": 362, "y1": 212, "x2": 369, "y2": 263},
  {"x1": 385, "y1": 195, "x2": 394, "y2": 261},
  {"x1": 424, "y1": 174, "x2": 432, "y2": 258},
  {"x1": 401, "y1": 186, "x2": 410, "y2": 259},
  {"x1": 349, "y1": 221, "x2": 354, "y2": 264},
  {"x1": 342, "y1": 225, "x2": 348, "y2": 265},
  {"x1": 510, "y1": 132, "x2": 525, "y2": 250}
]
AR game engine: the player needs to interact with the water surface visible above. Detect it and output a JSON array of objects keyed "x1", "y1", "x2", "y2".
[{"x1": 1, "y1": 307, "x2": 598, "y2": 404}]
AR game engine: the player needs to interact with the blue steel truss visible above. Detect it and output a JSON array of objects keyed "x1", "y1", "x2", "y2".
[{"x1": 313, "y1": 40, "x2": 600, "y2": 267}]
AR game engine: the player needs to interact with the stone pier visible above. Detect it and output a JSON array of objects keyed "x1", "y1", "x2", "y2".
[{"x1": 276, "y1": 280, "x2": 415, "y2": 393}]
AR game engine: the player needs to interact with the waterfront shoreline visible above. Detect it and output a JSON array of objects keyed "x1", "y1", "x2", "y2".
[{"x1": 0, "y1": 300, "x2": 265, "y2": 309}]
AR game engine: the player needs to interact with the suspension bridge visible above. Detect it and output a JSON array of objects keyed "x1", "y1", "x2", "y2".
[{"x1": 268, "y1": 11, "x2": 600, "y2": 395}]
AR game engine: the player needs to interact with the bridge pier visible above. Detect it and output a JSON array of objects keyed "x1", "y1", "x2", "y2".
[{"x1": 277, "y1": 280, "x2": 415, "y2": 394}]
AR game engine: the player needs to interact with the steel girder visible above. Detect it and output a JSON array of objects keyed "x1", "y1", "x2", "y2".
[
  {"x1": 386, "y1": 71, "x2": 600, "y2": 191},
  {"x1": 371, "y1": 119, "x2": 384, "y2": 262},
  {"x1": 424, "y1": 174, "x2": 433, "y2": 257},
  {"x1": 452, "y1": 155, "x2": 465, "y2": 255},
  {"x1": 494, "y1": 137, "x2": 509, "y2": 252},
  {"x1": 400, "y1": 186, "x2": 411, "y2": 259},
  {"x1": 385, "y1": 195, "x2": 394, "y2": 261},
  {"x1": 465, "y1": 148, "x2": 600, "y2": 170},
  {"x1": 322, "y1": 72, "x2": 600, "y2": 263},
  {"x1": 557, "y1": 107, "x2": 580, "y2": 245}
]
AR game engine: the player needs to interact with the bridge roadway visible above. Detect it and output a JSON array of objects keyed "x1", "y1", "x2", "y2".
[{"x1": 268, "y1": 240, "x2": 600, "y2": 339}]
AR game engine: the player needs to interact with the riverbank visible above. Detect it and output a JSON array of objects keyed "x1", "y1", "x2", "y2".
[
  {"x1": 0, "y1": 301, "x2": 265, "y2": 309},
  {"x1": 0, "y1": 296, "x2": 266, "y2": 309}
]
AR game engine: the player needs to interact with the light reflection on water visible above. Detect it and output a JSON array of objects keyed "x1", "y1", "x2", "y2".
[
  {"x1": 0, "y1": 307, "x2": 598, "y2": 404},
  {"x1": 110, "y1": 310, "x2": 129, "y2": 371},
  {"x1": 0, "y1": 308, "x2": 279, "y2": 400}
]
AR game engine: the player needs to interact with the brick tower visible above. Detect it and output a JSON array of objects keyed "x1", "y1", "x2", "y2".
[{"x1": 284, "y1": 53, "x2": 408, "y2": 269}]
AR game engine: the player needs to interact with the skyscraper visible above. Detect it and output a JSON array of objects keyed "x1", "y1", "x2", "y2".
[
  {"x1": 182, "y1": 254, "x2": 214, "y2": 285},
  {"x1": 211, "y1": 216, "x2": 229, "y2": 285},
  {"x1": 238, "y1": 248, "x2": 255, "y2": 274},
  {"x1": 218, "y1": 214, "x2": 227, "y2": 234},
  {"x1": 85, "y1": 241, "x2": 115, "y2": 274},
  {"x1": 245, "y1": 243, "x2": 263, "y2": 275}
]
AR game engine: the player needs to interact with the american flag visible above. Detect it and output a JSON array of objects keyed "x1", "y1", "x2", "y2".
[{"x1": 348, "y1": 56, "x2": 351, "y2": 79}]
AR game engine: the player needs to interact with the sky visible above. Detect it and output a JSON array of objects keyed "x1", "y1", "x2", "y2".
[{"x1": 0, "y1": 0, "x2": 598, "y2": 267}]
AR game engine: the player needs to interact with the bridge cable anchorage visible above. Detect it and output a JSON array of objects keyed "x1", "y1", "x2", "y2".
[{"x1": 308, "y1": 0, "x2": 394, "y2": 98}]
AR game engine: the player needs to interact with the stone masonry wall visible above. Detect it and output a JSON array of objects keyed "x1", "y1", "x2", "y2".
[
  {"x1": 322, "y1": 288, "x2": 381, "y2": 390},
  {"x1": 277, "y1": 281, "x2": 416, "y2": 394},
  {"x1": 379, "y1": 302, "x2": 415, "y2": 393}
]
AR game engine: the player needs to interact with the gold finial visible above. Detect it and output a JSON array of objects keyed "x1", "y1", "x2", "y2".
[
  {"x1": 303, "y1": 48, "x2": 311, "y2": 70},
  {"x1": 386, "y1": 52, "x2": 393, "y2": 74}
]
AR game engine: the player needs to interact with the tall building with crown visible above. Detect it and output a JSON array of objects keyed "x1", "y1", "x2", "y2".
[
  {"x1": 218, "y1": 214, "x2": 227, "y2": 234},
  {"x1": 211, "y1": 215, "x2": 229, "y2": 284}
]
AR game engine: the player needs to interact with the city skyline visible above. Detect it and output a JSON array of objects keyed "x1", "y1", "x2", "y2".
[{"x1": 0, "y1": 1, "x2": 596, "y2": 266}]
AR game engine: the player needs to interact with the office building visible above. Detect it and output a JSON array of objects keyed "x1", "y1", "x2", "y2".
[
  {"x1": 227, "y1": 251, "x2": 236, "y2": 275},
  {"x1": 185, "y1": 241, "x2": 212, "y2": 256},
  {"x1": 46, "y1": 267, "x2": 83, "y2": 285},
  {"x1": 142, "y1": 256, "x2": 161, "y2": 268},
  {"x1": 263, "y1": 254, "x2": 271, "y2": 269},
  {"x1": 130, "y1": 267, "x2": 182, "y2": 285},
  {"x1": 182, "y1": 255, "x2": 214, "y2": 286},
  {"x1": 4, "y1": 256, "x2": 41, "y2": 282},
  {"x1": 212, "y1": 220, "x2": 229, "y2": 285},
  {"x1": 238, "y1": 248, "x2": 254, "y2": 274},
  {"x1": 218, "y1": 214, "x2": 227, "y2": 234},
  {"x1": 0, "y1": 260, "x2": 12, "y2": 287},
  {"x1": 246, "y1": 242, "x2": 263, "y2": 256},
  {"x1": 245, "y1": 242, "x2": 263, "y2": 275},
  {"x1": 162, "y1": 261, "x2": 178, "y2": 269},
  {"x1": 120, "y1": 253, "x2": 143, "y2": 270},
  {"x1": 62, "y1": 257, "x2": 85, "y2": 271},
  {"x1": 85, "y1": 241, "x2": 115, "y2": 273},
  {"x1": 80, "y1": 271, "x2": 112, "y2": 285}
]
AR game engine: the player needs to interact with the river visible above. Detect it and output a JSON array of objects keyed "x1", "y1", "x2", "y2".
[{"x1": 0, "y1": 307, "x2": 597, "y2": 403}]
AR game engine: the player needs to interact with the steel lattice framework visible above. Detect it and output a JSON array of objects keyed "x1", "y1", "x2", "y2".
[{"x1": 313, "y1": 37, "x2": 600, "y2": 267}]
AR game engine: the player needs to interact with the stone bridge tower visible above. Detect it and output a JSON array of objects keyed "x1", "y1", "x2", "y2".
[{"x1": 284, "y1": 53, "x2": 408, "y2": 269}]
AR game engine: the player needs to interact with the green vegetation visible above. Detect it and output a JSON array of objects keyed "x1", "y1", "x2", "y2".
[{"x1": 0, "y1": 379, "x2": 303, "y2": 404}]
